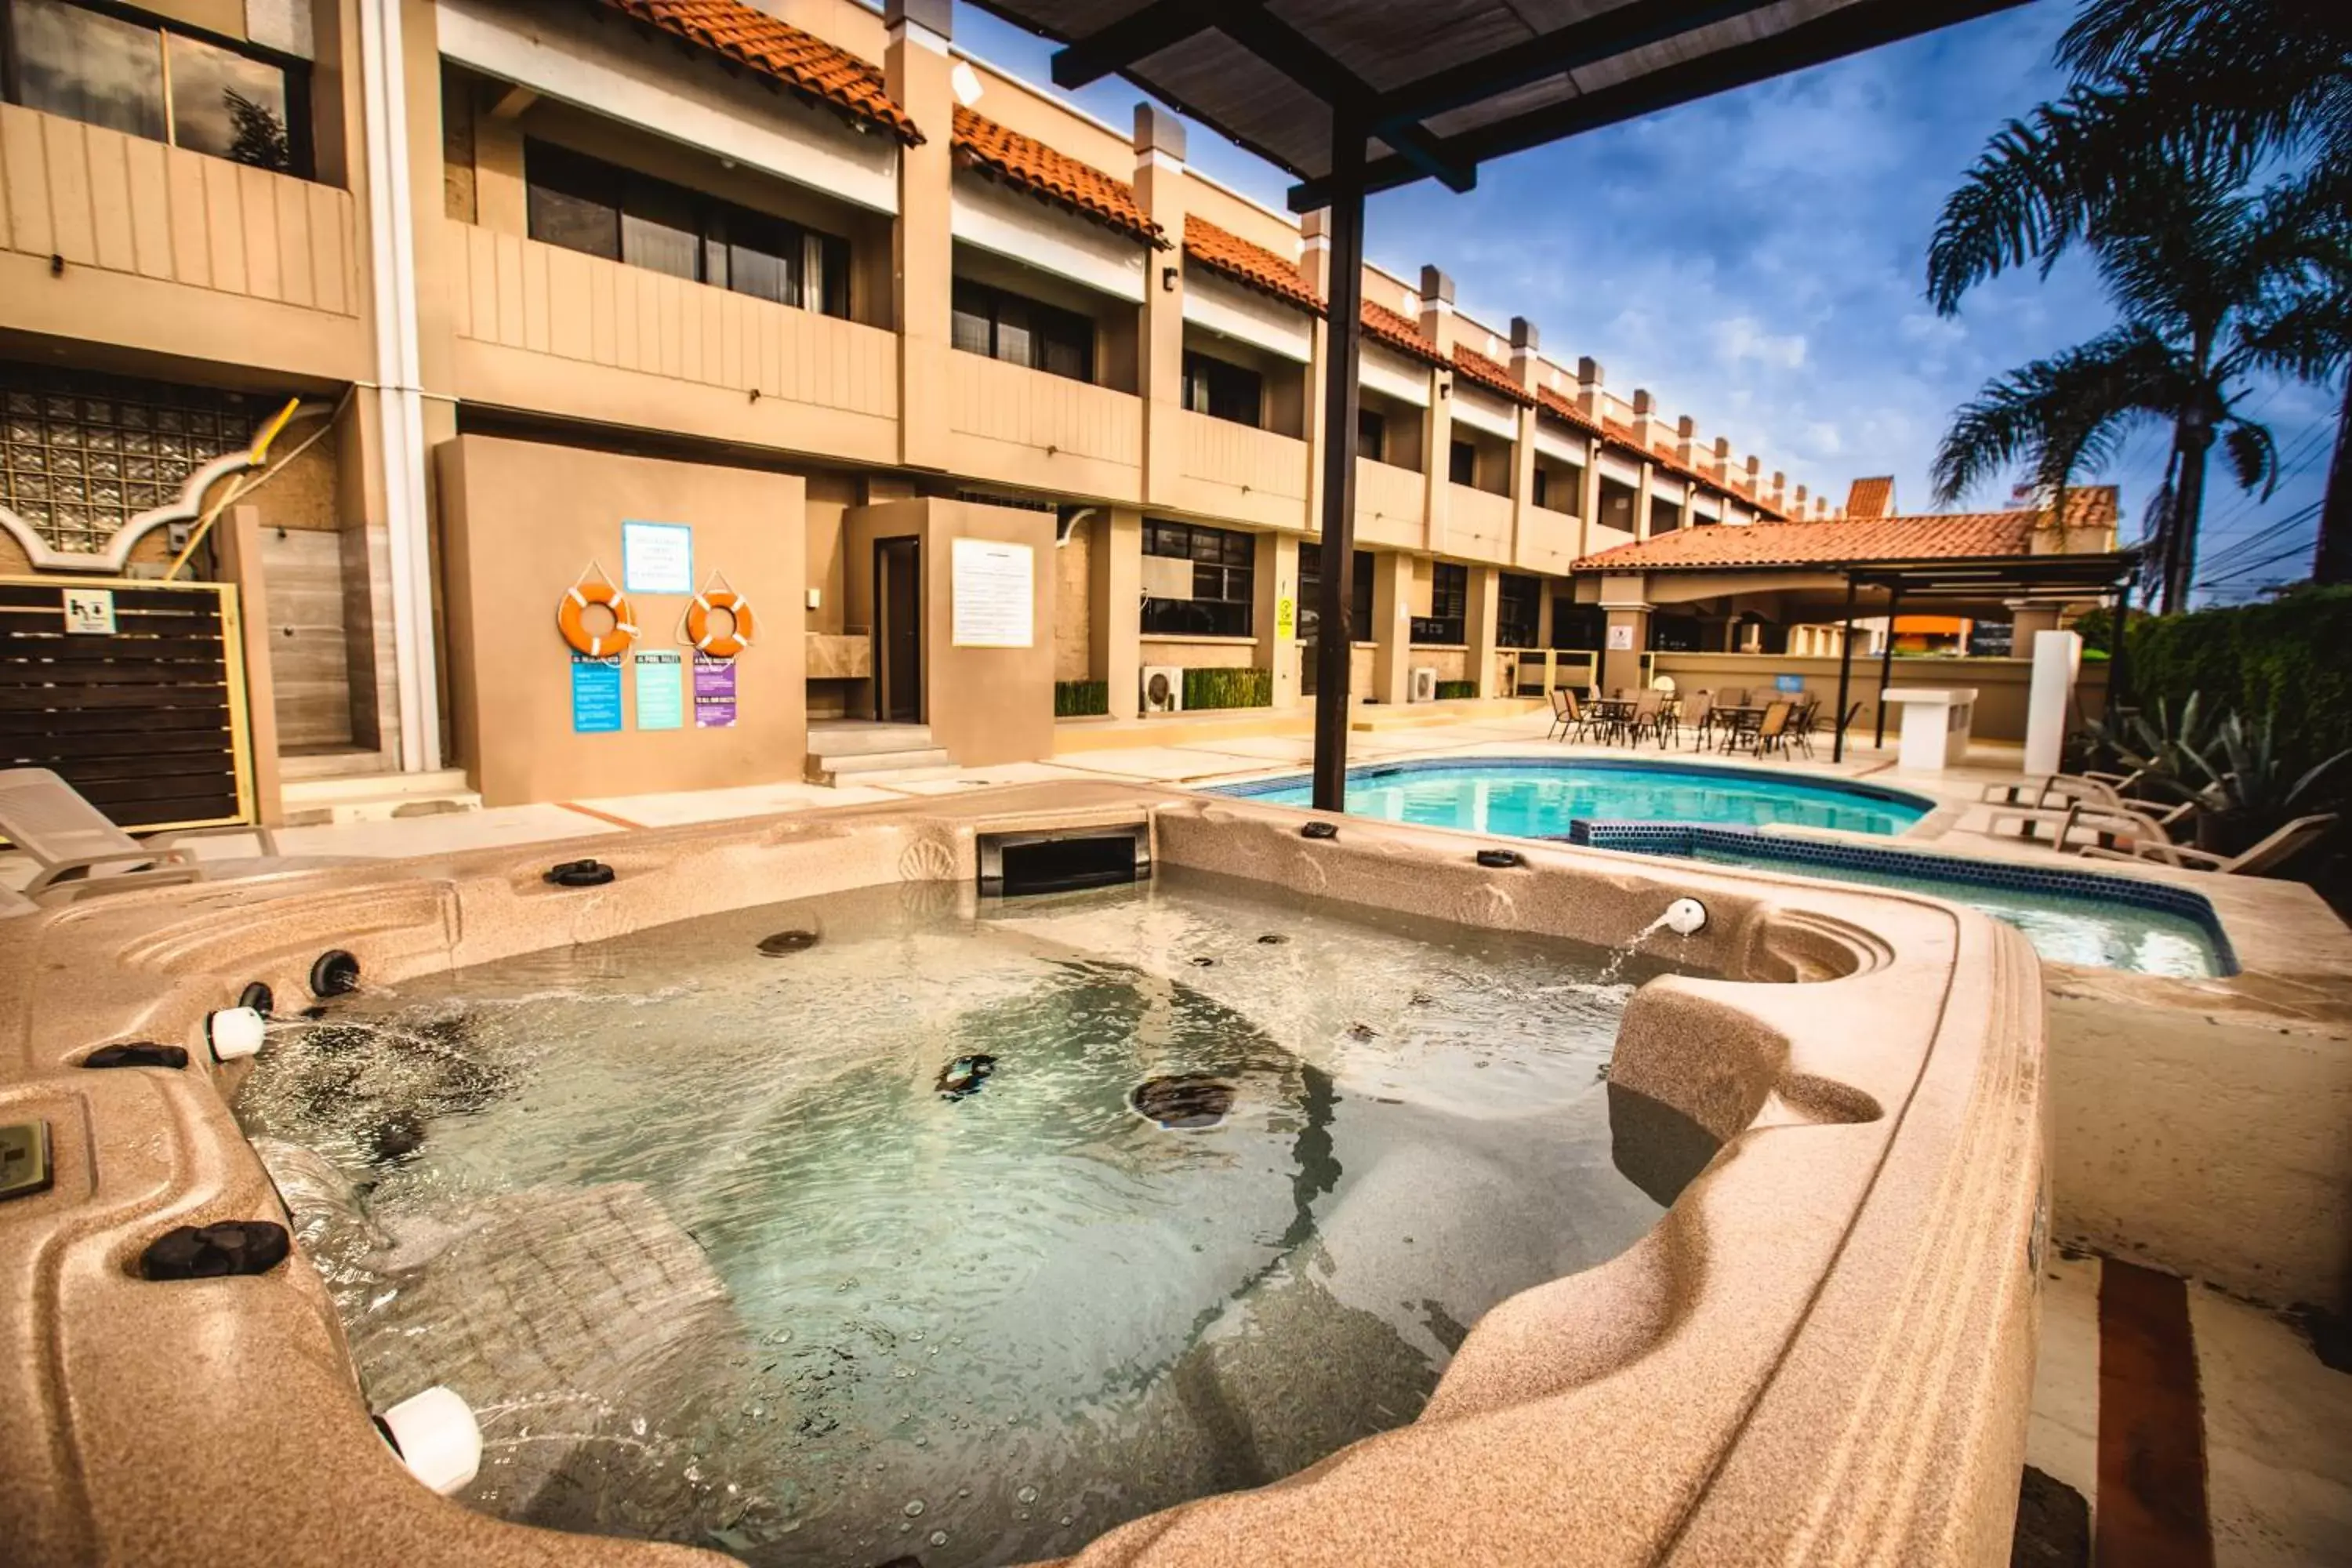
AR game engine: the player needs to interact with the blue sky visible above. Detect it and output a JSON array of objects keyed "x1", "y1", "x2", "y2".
[{"x1": 955, "y1": 1, "x2": 2338, "y2": 604}]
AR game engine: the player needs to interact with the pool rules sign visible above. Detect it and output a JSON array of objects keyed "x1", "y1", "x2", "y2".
[{"x1": 950, "y1": 539, "x2": 1034, "y2": 648}]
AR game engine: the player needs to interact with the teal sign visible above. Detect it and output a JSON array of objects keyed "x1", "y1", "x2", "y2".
[{"x1": 634, "y1": 652, "x2": 684, "y2": 731}]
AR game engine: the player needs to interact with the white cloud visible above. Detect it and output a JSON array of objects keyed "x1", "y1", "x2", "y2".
[{"x1": 1715, "y1": 315, "x2": 1809, "y2": 370}]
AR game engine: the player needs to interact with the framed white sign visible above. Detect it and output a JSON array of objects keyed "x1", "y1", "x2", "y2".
[
  {"x1": 63, "y1": 588, "x2": 116, "y2": 635},
  {"x1": 950, "y1": 538, "x2": 1034, "y2": 648},
  {"x1": 1606, "y1": 623, "x2": 1635, "y2": 650},
  {"x1": 621, "y1": 521, "x2": 694, "y2": 595}
]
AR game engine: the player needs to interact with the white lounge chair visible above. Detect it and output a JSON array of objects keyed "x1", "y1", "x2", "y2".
[
  {"x1": 1977, "y1": 771, "x2": 2144, "y2": 811},
  {"x1": 2080, "y1": 813, "x2": 2338, "y2": 876},
  {"x1": 1984, "y1": 795, "x2": 2196, "y2": 850},
  {"x1": 0, "y1": 768, "x2": 277, "y2": 906}
]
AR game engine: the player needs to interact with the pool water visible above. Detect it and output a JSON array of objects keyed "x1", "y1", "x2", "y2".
[
  {"x1": 234, "y1": 871, "x2": 1702, "y2": 1566},
  {"x1": 1690, "y1": 845, "x2": 2227, "y2": 977},
  {"x1": 1221, "y1": 758, "x2": 1933, "y2": 837}
]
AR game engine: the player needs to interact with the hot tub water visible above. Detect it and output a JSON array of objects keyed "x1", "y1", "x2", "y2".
[{"x1": 238, "y1": 871, "x2": 1699, "y2": 1566}]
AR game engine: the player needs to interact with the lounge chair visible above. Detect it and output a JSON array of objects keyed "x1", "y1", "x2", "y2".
[
  {"x1": 0, "y1": 768, "x2": 278, "y2": 906},
  {"x1": 1985, "y1": 797, "x2": 2194, "y2": 851},
  {"x1": 2080, "y1": 812, "x2": 2339, "y2": 875},
  {"x1": 1979, "y1": 771, "x2": 2145, "y2": 811}
]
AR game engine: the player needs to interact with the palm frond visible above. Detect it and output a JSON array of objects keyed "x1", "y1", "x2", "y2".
[
  {"x1": 1931, "y1": 327, "x2": 2179, "y2": 506},
  {"x1": 2220, "y1": 419, "x2": 2281, "y2": 498}
]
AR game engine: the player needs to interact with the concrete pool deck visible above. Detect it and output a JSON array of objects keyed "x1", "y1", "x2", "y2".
[{"x1": 4, "y1": 704, "x2": 2348, "y2": 1565}]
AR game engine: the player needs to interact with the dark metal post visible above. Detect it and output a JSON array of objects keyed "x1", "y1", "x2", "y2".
[
  {"x1": 2107, "y1": 574, "x2": 2132, "y2": 716},
  {"x1": 1831, "y1": 575, "x2": 1857, "y2": 763},
  {"x1": 1310, "y1": 120, "x2": 1367, "y2": 813},
  {"x1": 1872, "y1": 585, "x2": 1901, "y2": 748}
]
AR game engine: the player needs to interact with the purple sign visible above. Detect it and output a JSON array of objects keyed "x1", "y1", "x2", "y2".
[{"x1": 693, "y1": 653, "x2": 737, "y2": 728}]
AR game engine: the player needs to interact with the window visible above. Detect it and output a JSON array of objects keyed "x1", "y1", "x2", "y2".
[
  {"x1": 1449, "y1": 440, "x2": 1477, "y2": 487},
  {"x1": 952, "y1": 278, "x2": 1094, "y2": 383},
  {"x1": 1498, "y1": 572, "x2": 1542, "y2": 648},
  {"x1": 1648, "y1": 494, "x2": 1682, "y2": 535},
  {"x1": 1356, "y1": 406, "x2": 1386, "y2": 462},
  {"x1": 1142, "y1": 520, "x2": 1253, "y2": 637},
  {"x1": 1531, "y1": 466, "x2": 1547, "y2": 510},
  {"x1": 1182, "y1": 351, "x2": 1261, "y2": 426},
  {"x1": 1298, "y1": 543, "x2": 1374, "y2": 644},
  {"x1": 7, "y1": 0, "x2": 305, "y2": 172},
  {"x1": 1414, "y1": 562, "x2": 1468, "y2": 644},
  {"x1": 524, "y1": 139, "x2": 851, "y2": 315}
]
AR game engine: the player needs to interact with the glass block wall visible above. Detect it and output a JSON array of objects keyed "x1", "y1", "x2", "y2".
[{"x1": 0, "y1": 364, "x2": 263, "y2": 556}]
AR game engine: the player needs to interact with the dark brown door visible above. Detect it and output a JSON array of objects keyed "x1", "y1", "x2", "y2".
[{"x1": 876, "y1": 537, "x2": 922, "y2": 723}]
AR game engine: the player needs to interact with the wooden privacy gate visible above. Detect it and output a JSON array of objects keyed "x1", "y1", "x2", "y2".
[{"x1": 0, "y1": 576, "x2": 256, "y2": 832}]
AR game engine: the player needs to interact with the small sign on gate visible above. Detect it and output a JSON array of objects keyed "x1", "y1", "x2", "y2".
[{"x1": 63, "y1": 588, "x2": 115, "y2": 636}]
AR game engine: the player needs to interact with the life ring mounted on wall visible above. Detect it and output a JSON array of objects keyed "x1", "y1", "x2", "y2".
[
  {"x1": 557, "y1": 574, "x2": 637, "y2": 659},
  {"x1": 686, "y1": 587, "x2": 757, "y2": 659}
]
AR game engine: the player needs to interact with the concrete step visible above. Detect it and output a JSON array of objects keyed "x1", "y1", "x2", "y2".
[
  {"x1": 825, "y1": 764, "x2": 967, "y2": 788},
  {"x1": 279, "y1": 768, "x2": 481, "y2": 826},
  {"x1": 805, "y1": 745, "x2": 955, "y2": 785},
  {"x1": 806, "y1": 722, "x2": 936, "y2": 757}
]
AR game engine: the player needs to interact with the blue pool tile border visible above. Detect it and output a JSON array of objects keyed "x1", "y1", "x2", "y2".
[
  {"x1": 1560, "y1": 820, "x2": 2239, "y2": 976},
  {"x1": 1207, "y1": 754, "x2": 1940, "y2": 818}
]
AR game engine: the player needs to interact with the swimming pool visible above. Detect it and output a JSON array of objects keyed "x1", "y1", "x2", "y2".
[
  {"x1": 1217, "y1": 757, "x2": 1935, "y2": 838},
  {"x1": 1570, "y1": 823, "x2": 2234, "y2": 978}
]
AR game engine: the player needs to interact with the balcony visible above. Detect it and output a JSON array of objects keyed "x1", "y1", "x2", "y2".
[
  {"x1": 447, "y1": 222, "x2": 898, "y2": 463},
  {"x1": 0, "y1": 106, "x2": 363, "y2": 377},
  {"x1": 1174, "y1": 410, "x2": 1308, "y2": 530},
  {"x1": 1519, "y1": 503, "x2": 1582, "y2": 575},
  {"x1": 1353, "y1": 456, "x2": 1426, "y2": 550},
  {"x1": 1446, "y1": 483, "x2": 1514, "y2": 564},
  {"x1": 944, "y1": 351, "x2": 1142, "y2": 497}
]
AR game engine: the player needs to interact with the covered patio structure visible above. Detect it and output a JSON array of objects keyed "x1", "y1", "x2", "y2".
[{"x1": 1570, "y1": 495, "x2": 2136, "y2": 756}]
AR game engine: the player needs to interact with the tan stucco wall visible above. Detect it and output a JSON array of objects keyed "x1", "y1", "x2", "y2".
[
  {"x1": 436, "y1": 434, "x2": 807, "y2": 806},
  {"x1": 844, "y1": 496, "x2": 1054, "y2": 768},
  {"x1": 1650, "y1": 652, "x2": 2109, "y2": 742},
  {"x1": 1142, "y1": 637, "x2": 1260, "y2": 671},
  {"x1": 1054, "y1": 523, "x2": 1092, "y2": 682}
]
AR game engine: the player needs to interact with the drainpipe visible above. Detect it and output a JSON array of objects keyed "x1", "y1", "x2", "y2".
[{"x1": 358, "y1": 0, "x2": 441, "y2": 773}]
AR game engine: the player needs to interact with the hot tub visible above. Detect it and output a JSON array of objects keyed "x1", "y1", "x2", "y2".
[{"x1": 0, "y1": 782, "x2": 2045, "y2": 1566}]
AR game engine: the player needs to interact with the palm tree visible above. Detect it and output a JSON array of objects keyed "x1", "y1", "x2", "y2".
[
  {"x1": 1926, "y1": 0, "x2": 2352, "y2": 592},
  {"x1": 1931, "y1": 174, "x2": 2349, "y2": 611}
]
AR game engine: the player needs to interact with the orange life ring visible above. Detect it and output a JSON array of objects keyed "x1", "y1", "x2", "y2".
[
  {"x1": 686, "y1": 589, "x2": 757, "y2": 659},
  {"x1": 557, "y1": 581, "x2": 637, "y2": 659}
]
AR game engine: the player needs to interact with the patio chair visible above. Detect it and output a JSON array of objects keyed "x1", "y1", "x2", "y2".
[
  {"x1": 1787, "y1": 699, "x2": 1822, "y2": 758},
  {"x1": 2079, "y1": 812, "x2": 2339, "y2": 875},
  {"x1": 1685, "y1": 691, "x2": 1717, "y2": 750},
  {"x1": 1758, "y1": 700, "x2": 1798, "y2": 757},
  {"x1": 1547, "y1": 686, "x2": 1573, "y2": 741},
  {"x1": 1979, "y1": 771, "x2": 2146, "y2": 811},
  {"x1": 1626, "y1": 689, "x2": 1666, "y2": 748},
  {"x1": 1985, "y1": 796, "x2": 2194, "y2": 851},
  {"x1": 0, "y1": 768, "x2": 278, "y2": 906}
]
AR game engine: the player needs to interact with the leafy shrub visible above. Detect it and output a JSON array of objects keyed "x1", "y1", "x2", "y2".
[
  {"x1": 1182, "y1": 666, "x2": 1272, "y2": 710},
  {"x1": 2124, "y1": 587, "x2": 2352, "y2": 779},
  {"x1": 1434, "y1": 680, "x2": 1478, "y2": 700},
  {"x1": 1054, "y1": 680, "x2": 1109, "y2": 717}
]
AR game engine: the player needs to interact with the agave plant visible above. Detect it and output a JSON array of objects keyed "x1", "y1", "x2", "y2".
[
  {"x1": 2175, "y1": 713, "x2": 2352, "y2": 851},
  {"x1": 2075, "y1": 693, "x2": 2217, "y2": 802}
]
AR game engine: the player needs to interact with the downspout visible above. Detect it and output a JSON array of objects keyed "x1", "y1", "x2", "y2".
[{"x1": 358, "y1": 0, "x2": 442, "y2": 773}]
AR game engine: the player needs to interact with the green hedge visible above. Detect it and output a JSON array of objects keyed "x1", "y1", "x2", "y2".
[
  {"x1": 2123, "y1": 586, "x2": 2352, "y2": 775},
  {"x1": 1054, "y1": 679, "x2": 1109, "y2": 717},
  {"x1": 1434, "y1": 680, "x2": 1479, "y2": 700},
  {"x1": 1183, "y1": 666, "x2": 1272, "y2": 710}
]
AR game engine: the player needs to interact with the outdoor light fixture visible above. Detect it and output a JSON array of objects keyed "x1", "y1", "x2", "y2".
[{"x1": 1162, "y1": 267, "x2": 1178, "y2": 292}]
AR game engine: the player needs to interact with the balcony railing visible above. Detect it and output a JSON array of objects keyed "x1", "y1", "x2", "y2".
[
  {"x1": 1446, "y1": 482, "x2": 1514, "y2": 562},
  {"x1": 448, "y1": 222, "x2": 898, "y2": 421},
  {"x1": 1519, "y1": 503, "x2": 1581, "y2": 573},
  {"x1": 1354, "y1": 456, "x2": 1426, "y2": 547},
  {"x1": 1178, "y1": 411, "x2": 1307, "y2": 499},
  {"x1": 946, "y1": 351, "x2": 1141, "y2": 468},
  {"x1": 0, "y1": 106, "x2": 357, "y2": 314}
]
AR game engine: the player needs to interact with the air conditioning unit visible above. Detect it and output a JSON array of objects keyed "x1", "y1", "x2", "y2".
[
  {"x1": 1410, "y1": 666, "x2": 1439, "y2": 703},
  {"x1": 1141, "y1": 666, "x2": 1185, "y2": 714}
]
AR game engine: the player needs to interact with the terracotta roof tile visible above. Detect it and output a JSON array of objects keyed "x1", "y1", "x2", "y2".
[
  {"x1": 599, "y1": 0, "x2": 919, "y2": 142},
  {"x1": 1536, "y1": 383, "x2": 1601, "y2": 434},
  {"x1": 1359, "y1": 299, "x2": 1447, "y2": 368},
  {"x1": 1846, "y1": 476, "x2": 1895, "y2": 517},
  {"x1": 1571, "y1": 506, "x2": 2095, "y2": 572},
  {"x1": 1182, "y1": 215, "x2": 1319, "y2": 311},
  {"x1": 1450, "y1": 344, "x2": 1535, "y2": 407},
  {"x1": 952, "y1": 106, "x2": 1164, "y2": 246}
]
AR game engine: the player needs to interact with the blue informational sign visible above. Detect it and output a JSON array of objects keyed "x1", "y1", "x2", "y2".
[
  {"x1": 621, "y1": 521, "x2": 694, "y2": 595},
  {"x1": 571, "y1": 655, "x2": 623, "y2": 733},
  {"x1": 1775, "y1": 674, "x2": 1806, "y2": 694},
  {"x1": 633, "y1": 652, "x2": 684, "y2": 731}
]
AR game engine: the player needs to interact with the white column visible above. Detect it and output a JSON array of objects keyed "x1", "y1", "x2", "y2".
[{"x1": 360, "y1": 0, "x2": 440, "y2": 771}]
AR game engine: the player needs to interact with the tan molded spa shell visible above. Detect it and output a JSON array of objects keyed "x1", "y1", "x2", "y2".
[{"x1": 0, "y1": 783, "x2": 2045, "y2": 1565}]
